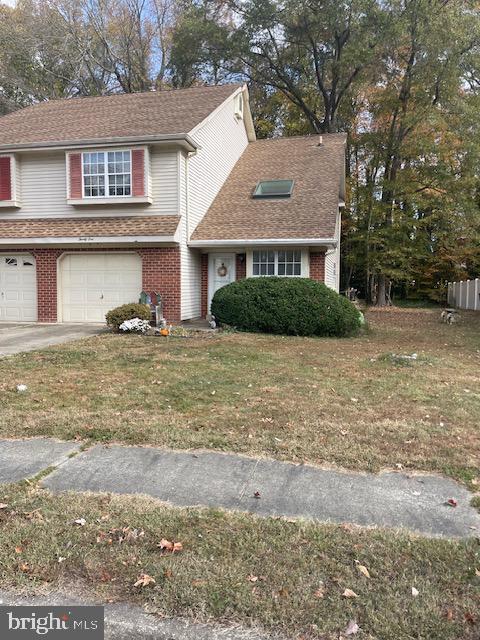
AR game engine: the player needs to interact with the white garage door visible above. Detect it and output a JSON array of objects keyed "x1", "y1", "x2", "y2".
[
  {"x1": 60, "y1": 253, "x2": 142, "y2": 323},
  {"x1": 0, "y1": 254, "x2": 37, "y2": 322}
]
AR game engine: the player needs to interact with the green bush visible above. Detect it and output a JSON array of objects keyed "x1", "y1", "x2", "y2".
[
  {"x1": 105, "y1": 303, "x2": 151, "y2": 331},
  {"x1": 211, "y1": 277, "x2": 361, "y2": 337}
]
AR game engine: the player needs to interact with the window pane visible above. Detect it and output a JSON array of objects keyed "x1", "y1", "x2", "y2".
[
  {"x1": 286, "y1": 263, "x2": 293, "y2": 276},
  {"x1": 278, "y1": 263, "x2": 285, "y2": 275},
  {"x1": 260, "y1": 264, "x2": 267, "y2": 275},
  {"x1": 107, "y1": 150, "x2": 131, "y2": 196},
  {"x1": 278, "y1": 251, "x2": 285, "y2": 263},
  {"x1": 293, "y1": 263, "x2": 301, "y2": 275},
  {"x1": 267, "y1": 263, "x2": 274, "y2": 275},
  {"x1": 253, "y1": 251, "x2": 260, "y2": 263},
  {"x1": 293, "y1": 250, "x2": 301, "y2": 262},
  {"x1": 253, "y1": 263, "x2": 259, "y2": 276}
]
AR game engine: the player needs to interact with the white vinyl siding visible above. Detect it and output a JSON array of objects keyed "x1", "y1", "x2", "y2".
[
  {"x1": 324, "y1": 248, "x2": 339, "y2": 291},
  {"x1": 6, "y1": 147, "x2": 178, "y2": 218},
  {"x1": 187, "y1": 95, "x2": 249, "y2": 235},
  {"x1": 179, "y1": 151, "x2": 201, "y2": 319},
  {"x1": 180, "y1": 93, "x2": 250, "y2": 318},
  {"x1": 325, "y1": 209, "x2": 341, "y2": 292}
]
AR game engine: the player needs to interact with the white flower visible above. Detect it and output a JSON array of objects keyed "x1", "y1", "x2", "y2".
[{"x1": 119, "y1": 318, "x2": 151, "y2": 334}]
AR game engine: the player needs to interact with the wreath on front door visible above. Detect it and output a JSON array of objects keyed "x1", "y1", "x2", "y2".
[{"x1": 217, "y1": 263, "x2": 228, "y2": 277}]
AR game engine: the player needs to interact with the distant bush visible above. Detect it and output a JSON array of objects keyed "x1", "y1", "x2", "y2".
[
  {"x1": 211, "y1": 277, "x2": 361, "y2": 337},
  {"x1": 106, "y1": 303, "x2": 151, "y2": 331}
]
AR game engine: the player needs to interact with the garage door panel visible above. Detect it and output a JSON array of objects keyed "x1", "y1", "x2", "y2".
[
  {"x1": 61, "y1": 253, "x2": 142, "y2": 323},
  {"x1": 0, "y1": 254, "x2": 37, "y2": 322}
]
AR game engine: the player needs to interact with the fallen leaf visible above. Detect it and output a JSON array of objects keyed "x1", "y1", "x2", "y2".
[
  {"x1": 157, "y1": 539, "x2": 182, "y2": 553},
  {"x1": 342, "y1": 588, "x2": 358, "y2": 598},
  {"x1": 253, "y1": 491, "x2": 261, "y2": 499},
  {"x1": 313, "y1": 585, "x2": 325, "y2": 598},
  {"x1": 14, "y1": 546, "x2": 22, "y2": 554},
  {"x1": 191, "y1": 579, "x2": 207, "y2": 587},
  {"x1": 19, "y1": 563, "x2": 30, "y2": 573},
  {"x1": 446, "y1": 498, "x2": 457, "y2": 507},
  {"x1": 0, "y1": 503, "x2": 8, "y2": 510},
  {"x1": 357, "y1": 564, "x2": 370, "y2": 578},
  {"x1": 133, "y1": 573, "x2": 156, "y2": 588},
  {"x1": 445, "y1": 608, "x2": 454, "y2": 621},
  {"x1": 475, "y1": 568, "x2": 480, "y2": 577},
  {"x1": 247, "y1": 574, "x2": 258, "y2": 583},
  {"x1": 73, "y1": 518, "x2": 86, "y2": 526},
  {"x1": 411, "y1": 586, "x2": 419, "y2": 597},
  {"x1": 164, "y1": 569, "x2": 173, "y2": 579},
  {"x1": 464, "y1": 612, "x2": 476, "y2": 624},
  {"x1": 344, "y1": 620, "x2": 360, "y2": 636}
]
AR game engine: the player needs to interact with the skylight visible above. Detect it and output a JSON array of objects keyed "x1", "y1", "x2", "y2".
[{"x1": 252, "y1": 179, "x2": 294, "y2": 199}]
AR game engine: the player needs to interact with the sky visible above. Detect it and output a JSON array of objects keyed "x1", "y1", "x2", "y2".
[{"x1": 1, "y1": 0, "x2": 16, "y2": 6}]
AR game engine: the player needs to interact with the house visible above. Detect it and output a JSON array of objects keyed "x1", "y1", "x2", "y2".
[{"x1": 0, "y1": 84, "x2": 346, "y2": 323}]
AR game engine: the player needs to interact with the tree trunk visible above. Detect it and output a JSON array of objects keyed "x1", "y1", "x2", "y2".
[{"x1": 376, "y1": 274, "x2": 389, "y2": 306}]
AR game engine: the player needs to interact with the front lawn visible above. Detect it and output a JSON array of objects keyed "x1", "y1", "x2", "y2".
[
  {"x1": 0, "y1": 308, "x2": 479, "y2": 484},
  {"x1": 0, "y1": 484, "x2": 478, "y2": 640}
]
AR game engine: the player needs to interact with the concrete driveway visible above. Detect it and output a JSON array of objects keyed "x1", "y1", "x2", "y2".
[{"x1": 0, "y1": 323, "x2": 105, "y2": 357}]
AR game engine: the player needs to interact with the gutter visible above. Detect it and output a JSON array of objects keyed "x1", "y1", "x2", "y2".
[
  {"x1": 188, "y1": 238, "x2": 338, "y2": 248},
  {"x1": 0, "y1": 133, "x2": 198, "y2": 154}
]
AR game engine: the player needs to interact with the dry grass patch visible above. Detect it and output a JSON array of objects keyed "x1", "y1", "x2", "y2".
[
  {"x1": 0, "y1": 309, "x2": 479, "y2": 483},
  {"x1": 0, "y1": 485, "x2": 478, "y2": 640}
]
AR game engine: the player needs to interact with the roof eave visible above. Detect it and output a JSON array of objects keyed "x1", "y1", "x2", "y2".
[
  {"x1": 188, "y1": 238, "x2": 338, "y2": 248},
  {"x1": 0, "y1": 133, "x2": 198, "y2": 153}
]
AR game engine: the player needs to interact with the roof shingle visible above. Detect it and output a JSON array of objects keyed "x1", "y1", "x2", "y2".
[
  {"x1": 190, "y1": 134, "x2": 346, "y2": 242},
  {"x1": 0, "y1": 216, "x2": 180, "y2": 238},
  {"x1": 0, "y1": 85, "x2": 241, "y2": 147}
]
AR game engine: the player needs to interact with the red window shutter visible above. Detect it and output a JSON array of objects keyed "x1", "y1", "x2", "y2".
[
  {"x1": 132, "y1": 149, "x2": 145, "y2": 197},
  {"x1": 69, "y1": 153, "x2": 82, "y2": 199},
  {"x1": 0, "y1": 156, "x2": 12, "y2": 201}
]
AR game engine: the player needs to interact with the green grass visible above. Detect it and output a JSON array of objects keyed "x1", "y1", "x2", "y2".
[
  {"x1": 0, "y1": 484, "x2": 478, "y2": 639},
  {"x1": 0, "y1": 308, "x2": 479, "y2": 485}
]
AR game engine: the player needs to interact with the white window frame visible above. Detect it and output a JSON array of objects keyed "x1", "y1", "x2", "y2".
[
  {"x1": 82, "y1": 149, "x2": 132, "y2": 199},
  {"x1": 248, "y1": 249, "x2": 309, "y2": 278}
]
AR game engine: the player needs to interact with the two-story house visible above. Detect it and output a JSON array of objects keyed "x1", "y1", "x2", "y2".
[{"x1": 0, "y1": 84, "x2": 345, "y2": 323}]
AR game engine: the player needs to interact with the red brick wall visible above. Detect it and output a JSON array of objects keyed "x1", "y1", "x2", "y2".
[
  {"x1": 310, "y1": 252, "x2": 326, "y2": 282},
  {"x1": 201, "y1": 254, "x2": 208, "y2": 318},
  {"x1": 138, "y1": 247, "x2": 181, "y2": 321},
  {"x1": 236, "y1": 253, "x2": 246, "y2": 280},
  {"x1": 5, "y1": 246, "x2": 181, "y2": 322},
  {"x1": 32, "y1": 249, "x2": 63, "y2": 322}
]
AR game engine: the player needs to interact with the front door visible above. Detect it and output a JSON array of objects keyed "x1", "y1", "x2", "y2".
[{"x1": 208, "y1": 253, "x2": 236, "y2": 311}]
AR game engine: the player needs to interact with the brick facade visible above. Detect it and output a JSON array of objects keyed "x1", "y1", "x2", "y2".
[
  {"x1": 236, "y1": 253, "x2": 246, "y2": 280},
  {"x1": 33, "y1": 249, "x2": 63, "y2": 322},
  {"x1": 5, "y1": 246, "x2": 181, "y2": 323},
  {"x1": 309, "y1": 252, "x2": 326, "y2": 282},
  {"x1": 138, "y1": 247, "x2": 181, "y2": 321}
]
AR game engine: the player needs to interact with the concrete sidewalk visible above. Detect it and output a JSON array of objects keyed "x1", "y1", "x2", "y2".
[
  {"x1": 0, "y1": 588, "x2": 273, "y2": 640},
  {"x1": 0, "y1": 438, "x2": 478, "y2": 538},
  {"x1": 40, "y1": 443, "x2": 480, "y2": 538}
]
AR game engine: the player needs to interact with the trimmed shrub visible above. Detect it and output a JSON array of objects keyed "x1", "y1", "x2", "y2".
[
  {"x1": 106, "y1": 303, "x2": 151, "y2": 331},
  {"x1": 211, "y1": 277, "x2": 361, "y2": 337}
]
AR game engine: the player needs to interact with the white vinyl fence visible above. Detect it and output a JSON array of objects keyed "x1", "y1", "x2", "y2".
[{"x1": 447, "y1": 279, "x2": 480, "y2": 310}]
